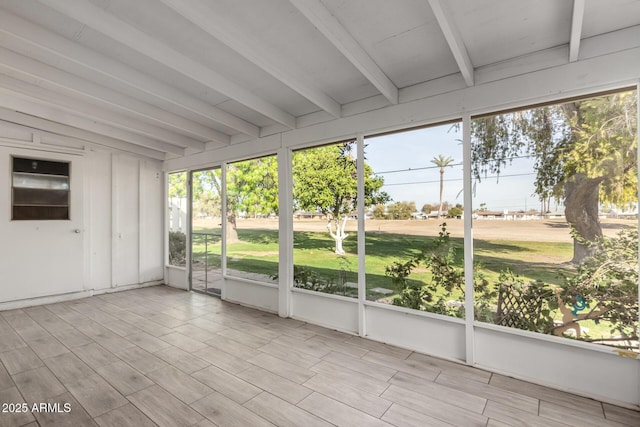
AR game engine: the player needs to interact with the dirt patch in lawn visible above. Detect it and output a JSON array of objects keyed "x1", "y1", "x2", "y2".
[
  {"x1": 200, "y1": 217, "x2": 636, "y2": 243},
  {"x1": 231, "y1": 251, "x2": 279, "y2": 257}
]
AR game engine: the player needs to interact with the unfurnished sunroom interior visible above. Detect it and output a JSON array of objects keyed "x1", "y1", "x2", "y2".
[{"x1": 0, "y1": 0, "x2": 639, "y2": 426}]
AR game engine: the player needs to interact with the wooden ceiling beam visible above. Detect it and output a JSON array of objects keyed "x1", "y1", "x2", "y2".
[
  {"x1": 0, "y1": 109, "x2": 167, "y2": 160},
  {"x1": 0, "y1": 74, "x2": 204, "y2": 151},
  {"x1": 160, "y1": 0, "x2": 341, "y2": 118},
  {"x1": 569, "y1": 0, "x2": 586, "y2": 62},
  {"x1": 0, "y1": 48, "x2": 227, "y2": 147},
  {"x1": 0, "y1": 88, "x2": 186, "y2": 155},
  {"x1": 290, "y1": 0, "x2": 399, "y2": 105},
  {"x1": 39, "y1": 0, "x2": 296, "y2": 129},
  {"x1": 0, "y1": 10, "x2": 260, "y2": 138},
  {"x1": 427, "y1": 0, "x2": 474, "y2": 86}
]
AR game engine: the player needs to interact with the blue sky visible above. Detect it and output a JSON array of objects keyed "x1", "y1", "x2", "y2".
[{"x1": 364, "y1": 124, "x2": 551, "y2": 212}]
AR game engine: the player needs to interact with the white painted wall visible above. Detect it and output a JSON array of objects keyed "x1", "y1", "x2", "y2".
[
  {"x1": 165, "y1": 265, "x2": 187, "y2": 290},
  {"x1": 139, "y1": 160, "x2": 164, "y2": 283},
  {"x1": 0, "y1": 136, "x2": 164, "y2": 306},
  {"x1": 224, "y1": 278, "x2": 278, "y2": 313},
  {"x1": 365, "y1": 303, "x2": 466, "y2": 362},
  {"x1": 113, "y1": 154, "x2": 140, "y2": 287},
  {"x1": 474, "y1": 325, "x2": 640, "y2": 408},
  {"x1": 0, "y1": 144, "x2": 84, "y2": 302},
  {"x1": 88, "y1": 149, "x2": 112, "y2": 290},
  {"x1": 291, "y1": 289, "x2": 359, "y2": 334}
]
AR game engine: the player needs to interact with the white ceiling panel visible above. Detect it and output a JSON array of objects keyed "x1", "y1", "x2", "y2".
[
  {"x1": 0, "y1": 0, "x2": 636, "y2": 159},
  {"x1": 582, "y1": 0, "x2": 640, "y2": 38},
  {"x1": 451, "y1": 0, "x2": 573, "y2": 67},
  {"x1": 322, "y1": 0, "x2": 459, "y2": 88}
]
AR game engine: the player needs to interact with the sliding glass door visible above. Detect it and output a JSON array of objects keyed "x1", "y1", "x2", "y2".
[{"x1": 190, "y1": 167, "x2": 223, "y2": 295}]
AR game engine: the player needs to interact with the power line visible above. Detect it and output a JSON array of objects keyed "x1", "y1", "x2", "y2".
[
  {"x1": 383, "y1": 172, "x2": 536, "y2": 186},
  {"x1": 375, "y1": 162, "x2": 462, "y2": 174},
  {"x1": 374, "y1": 154, "x2": 536, "y2": 175}
]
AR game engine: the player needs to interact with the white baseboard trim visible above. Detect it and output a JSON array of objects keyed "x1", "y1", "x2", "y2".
[{"x1": 0, "y1": 281, "x2": 166, "y2": 311}]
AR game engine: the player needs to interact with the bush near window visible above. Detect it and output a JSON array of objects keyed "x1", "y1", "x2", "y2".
[
  {"x1": 169, "y1": 231, "x2": 186, "y2": 266},
  {"x1": 384, "y1": 223, "x2": 638, "y2": 350},
  {"x1": 385, "y1": 223, "x2": 496, "y2": 319}
]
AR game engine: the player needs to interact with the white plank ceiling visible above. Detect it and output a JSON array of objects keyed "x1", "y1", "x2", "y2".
[{"x1": 0, "y1": 0, "x2": 639, "y2": 160}]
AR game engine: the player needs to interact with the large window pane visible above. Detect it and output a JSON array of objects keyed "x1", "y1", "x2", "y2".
[
  {"x1": 191, "y1": 168, "x2": 222, "y2": 294},
  {"x1": 292, "y1": 141, "x2": 363, "y2": 296},
  {"x1": 364, "y1": 123, "x2": 465, "y2": 317},
  {"x1": 167, "y1": 171, "x2": 187, "y2": 267},
  {"x1": 225, "y1": 155, "x2": 279, "y2": 283},
  {"x1": 472, "y1": 90, "x2": 638, "y2": 352}
]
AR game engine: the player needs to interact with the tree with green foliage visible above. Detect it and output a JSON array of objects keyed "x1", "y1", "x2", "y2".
[
  {"x1": 192, "y1": 169, "x2": 222, "y2": 220},
  {"x1": 190, "y1": 158, "x2": 279, "y2": 244},
  {"x1": 226, "y1": 157, "x2": 278, "y2": 242},
  {"x1": 168, "y1": 172, "x2": 187, "y2": 198},
  {"x1": 227, "y1": 157, "x2": 278, "y2": 219},
  {"x1": 558, "y1": 228, "x2": 639, "y2": 346},
  {"x1": 385, "y1": 223, "x2": 495, "y2": 317},
  {"x1": 431, "y1": 154, "x2": 455, "y2": 218},
  {"x1": 448, "y1": 204, "x2": 463, "y2": 217},
  {"x1": 472, "y1": 90, "x2": 637, "y2": 263},
  {"x1": 421, "y1": 203, "x2": 437, "y2": 214},
  {"x1": 293, "y1": 143, "x2": 390, "y2": 254},
  {"x1": 372, "y1": 204, "x2": 387, "y2": 219},
  {"x1": 167, "y1": 172, "x2": 188, "y2": 232},
  {"x1": 387, "y1": 201, "x2": 416, "y2": 220}
]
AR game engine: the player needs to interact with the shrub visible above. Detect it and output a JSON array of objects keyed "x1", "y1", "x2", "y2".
[
  {"x1": 384, "y1": 223, "x2": 638, "y2": 350},
  {"x1": 385, "y1": 223, "x2": 496, "y2": 318},
  {"x1": 169, "y1": 231, "x2": 186, "y2": 266},
  {"x1": 559, "y1": 228, "x2": 639, "y2": 345},
  {"x1": 371, "y1": 204, "x2": 387, "y2": 219}
]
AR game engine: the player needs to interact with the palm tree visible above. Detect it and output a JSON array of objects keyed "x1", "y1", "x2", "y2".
[{"x1": 431, "y1": 154, "x2": 454, "y2": 218}]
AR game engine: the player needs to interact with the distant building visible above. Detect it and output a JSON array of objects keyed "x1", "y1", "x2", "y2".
[
  {"x1": 294, "y1": 211, "x2": 327, "y2": 220},
  {"x1": 474, "y1": 210, "x2": 542, "y2": 220}
]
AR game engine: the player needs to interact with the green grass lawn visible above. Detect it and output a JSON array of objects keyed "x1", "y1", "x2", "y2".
[{"x1": 192, "y1": 227, "x2": 574, "y2": 291}]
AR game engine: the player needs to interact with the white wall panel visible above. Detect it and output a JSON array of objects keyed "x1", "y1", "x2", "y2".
[
  {"x1": 366, "y1": 303, "x2": 466, "y2": 362},
  {"x1": 0, "y1": 145, "x2": 84, "y2": 302},
  {"x1": 139, "y1": 159, "x2": 163, "y2": 283},
  {"x1": 0, "y1": 123, "x2": 32, "y2": 142},
  {"x1": 165, "y1": 266, "x2": 187, "y2": 289},
  {"x1": 0, "y1": 137, "x2": 165, "y2": 304},
  {"x1": 112, "y1": 154, "x2": 140, "y2": 287},
  {"x1": 88, "y1": 149, "x2": 112, "y2": 289},
  {"x1": 474, "y1": 325, "x2": 640, "y2": 408},
  {"x1": 291, "y1": 290, "x2": 358, "y2": 334},
  {"x1": 224, "y1": 279, "x2": 278, "y2": 313}
]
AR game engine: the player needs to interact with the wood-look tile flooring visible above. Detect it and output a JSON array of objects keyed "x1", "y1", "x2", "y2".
[{"x1": 1, "y1": 286, "x2": 638, "y2": 427}]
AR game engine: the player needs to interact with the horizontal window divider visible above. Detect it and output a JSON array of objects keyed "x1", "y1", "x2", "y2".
[
  {"x1": 364, "y1": 300, "x2": 467, "y2": 325},
  {"x1": 13, "y1": 171, "x2": 69, "y2": 178},
  {"x1": 291, "y1": 286, "x2": 359, "y2": 303},
  {"x1": 13, "y1": 203, "x2": 68, "y2": 207},
  {"x1": 13, "y1": 186, "x2": 68, "y2": 190},
  {"x1": 165, "y1": 265, "x2": 186, "y2": 271},
  {"x1": 473, "y1": 321, "x2": 631, "y2": 357},
  {"x1": 11, "y1": 218, "x2": 70, "y2": 222},
  {"x1": 223, "y1": 275, "x2": 279, "y2": 289}
]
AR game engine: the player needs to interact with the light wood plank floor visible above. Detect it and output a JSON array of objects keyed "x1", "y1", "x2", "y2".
[{"x1": 0, "y1": 285, "x2": 638, "y2": 427}]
